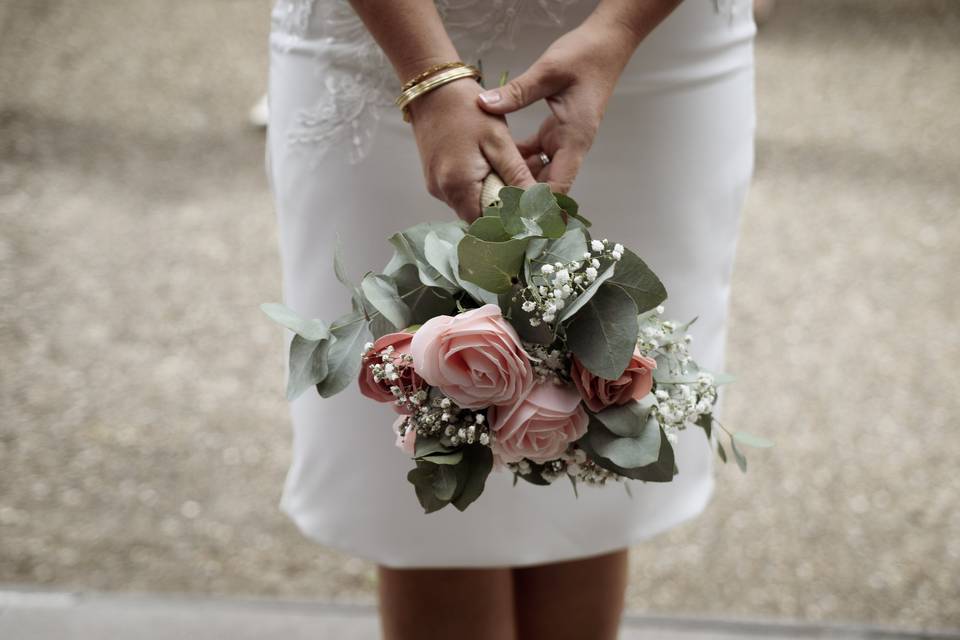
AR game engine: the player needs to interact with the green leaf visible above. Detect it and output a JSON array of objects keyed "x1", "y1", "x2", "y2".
[
  {"x1": 540, "y1": 227, "x2": 589, "y2": 267},
  {"x1": 587, "y1": 413, "x2": 661, "y2": 468},
  {"x1": 388, "y1": 222, "x2": 464, "y2": 293},
  {"x1": 566, "y1": 283, "x2": 639, "y2": 380},
  {"x1": 581, "y1": 418, "x2": 676, "y2": 482},
  {"x1": 260, "y1": 303, "x2": 330, "y2": 341},
  {"x1": 716, "y1": 440, "x2": 728, "y2": 463},
  {"x1": 315, "y1": 312, "x2": 372, "y2": 398},
  {"x1": 504, "y1": 183, "x2": 564, "y2": 239},
  {"x1": 554, "y1": 192, "x2": 592, "y2": 227},
  {"x1": 556, "y1": 261, "x2": 616, "y2": 322},
  {"x1": 333, "y1": 237, "x2": 352, "y2": 287},
  {"x1": 498, "y1": 186, "x2": 523, "y2": 218},
  {"x1": 431, "y1": 464, "x2": 459, "y2": 500},
  {"x1": 457, "y1": 234, "x2": 529, "y2": 294},
  {"x1": 607, "y1": 249, "x2": 667, "y2": 314},
  {"x1": 423, "y1": 451, "x2": 464, "y2": 465},
  {"x1": 392, "y1": 264, "x2": 457, "y2": 323},
  {"x1": 286, "y1": 333, "x2": 332, "y2": 401},
  {"x1": 731, "y1": 437, "x2": 748, "y2": 472},
  {"x1": 498, "y1": 291, "x2": 553, "y2": 344},
  {"x1": 733, "y1": 432, "x2": 774, "y2": 448},
  {"x1": 414, "y1": 437, "x2": 454, "y2": 458},
  {"x1": 360, "y1": 273, "x2": 410, "y2": 331},
  {"x1": 696, "y1": 412, "x2": 713, "y2": 440},
  {"x1": 407, "y1": 462, "x2": 450, "y2": 513},
  {"x1": 423, "y1": 231, "x2": 460, "y2": 285},
  {"x1": 593, "y1": 396, "x2": 658, "y2": 437},
  {"x1": 451, "y1": 446, "x2": 494, "y2": 511},
  {"x1": 468, "y1": 216, "x2": 511, "y2": 242}
]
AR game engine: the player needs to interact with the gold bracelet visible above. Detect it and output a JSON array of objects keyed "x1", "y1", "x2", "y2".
[
  {"x1": 395, "y1": 65, "x2": 481, "y2": 122},
  {"x1": 400, "y1": 61, "x2": 466, "y2": 92}
]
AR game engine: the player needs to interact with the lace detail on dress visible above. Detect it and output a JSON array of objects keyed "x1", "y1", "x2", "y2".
[
  {"x1": 272, "y1": 0, "x2": 318, "y2": 40},
  {"x1": 437, "y1": 0, "x2": 579, "y2": 58},
  {"x1": 272, "y1": 0, "x2": 579, "y2": 165}
]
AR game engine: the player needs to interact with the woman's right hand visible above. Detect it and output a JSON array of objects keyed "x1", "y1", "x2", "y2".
[{"x1": 407, "y1": 78, "x2": 536, "y2": 222}]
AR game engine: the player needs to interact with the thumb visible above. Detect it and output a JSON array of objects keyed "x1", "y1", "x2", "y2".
[{"x1": 477, "y1": 66, "x2": 563, "y2": 114}]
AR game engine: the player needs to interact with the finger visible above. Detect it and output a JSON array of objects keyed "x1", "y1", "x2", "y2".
[
  {"x1": 481, "y1": 135, "x2": 537, "y2": 188},
  {"x1": 524, "y1": 153, "x2": 552, "y2": 180},
  {"x1": 538, "y1": 147, "x2": 583, "y2": 194},
  {"x1": 515, "y1": 133, "x2": 542, "y2": 158},
  {"x1": 477, "y1": 65, "x2": 567, "y2": 115},
  {"x1": 447, "y1": 183, "x2": 483, "y2": 223}
]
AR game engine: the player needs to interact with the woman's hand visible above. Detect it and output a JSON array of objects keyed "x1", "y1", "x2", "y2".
[
  {"x1": 475, "y1": 14, "x2": 643, "y2": 194},
  {"x1": 408, "y1": 78, "x2": 536, "y2": 222}
]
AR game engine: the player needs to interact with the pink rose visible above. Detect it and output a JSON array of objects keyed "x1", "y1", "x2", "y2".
[
  {"x1": 572, "y1": 350, "x2": 657, "y2": 412},
  {"x1": 393, "y1": 415, "x2": 416, "y2": 456},
  {"x1": 358, "y1": 331, "x2": 423, "y2": 406},
  {"x1": 489, "y1": 382, "x2": 589, "y2": 464},
  {"x1": 409, "y1": 304, "x2": 534, "y2": 409}
]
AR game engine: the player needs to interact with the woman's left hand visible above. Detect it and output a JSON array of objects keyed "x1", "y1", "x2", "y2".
[{"x1": 475, "y1": 13, "x2": 643, "y2": 193}]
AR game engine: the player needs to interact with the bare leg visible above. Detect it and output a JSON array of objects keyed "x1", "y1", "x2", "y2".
[
  {"x1": 512, "y1": 548, "x2": 629, "y2": 640},
  {"x1": 378, "y1": 565, "x2": 517, "y2": 640}
]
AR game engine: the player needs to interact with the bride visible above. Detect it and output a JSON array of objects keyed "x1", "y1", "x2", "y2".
[{"x1": 266, "y1": 0, "x2": 755, "y2": 637}]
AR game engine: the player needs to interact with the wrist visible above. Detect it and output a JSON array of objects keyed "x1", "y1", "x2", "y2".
[{"x1": 407, "y1": 76, "x2": 481, "y2": 124}]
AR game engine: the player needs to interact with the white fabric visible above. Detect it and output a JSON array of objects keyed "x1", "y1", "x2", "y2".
[{"x1": 267, "y1": 0, "x2": 756, "y2": 568}]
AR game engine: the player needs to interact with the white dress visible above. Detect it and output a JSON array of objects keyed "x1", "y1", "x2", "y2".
[{"x1": 267, "y1": 0, "x2": 755, "y2": 568}]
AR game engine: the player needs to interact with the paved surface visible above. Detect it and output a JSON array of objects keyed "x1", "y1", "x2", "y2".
[
  {"x1": 2, "y1": 589, "x2": 956, "y2": 640},
  {"x1": 0, "y1": 0, "x2": 958, "y2": 633}
]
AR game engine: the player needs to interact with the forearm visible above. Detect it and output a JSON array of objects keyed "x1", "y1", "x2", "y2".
[
  {"x1": 348, "y1": 0, "x2": 460, "y2": 83},
  {"x1": 587, "y1": 0, "x2": 684, "y2": 49}
]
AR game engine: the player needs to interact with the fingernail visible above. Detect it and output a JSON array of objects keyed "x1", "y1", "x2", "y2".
[{"x1": 479, "y1": 90, "x2": 501, "y2": 105}]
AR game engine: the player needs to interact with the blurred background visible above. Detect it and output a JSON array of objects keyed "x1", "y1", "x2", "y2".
[{"x1": 1, "y1": 0, "x2": 958, "y2": 637}]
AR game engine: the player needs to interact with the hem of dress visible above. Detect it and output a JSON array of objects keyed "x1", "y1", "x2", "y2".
[{"x1": 279, "y1": 473, "x2": 716, "y2": 569}]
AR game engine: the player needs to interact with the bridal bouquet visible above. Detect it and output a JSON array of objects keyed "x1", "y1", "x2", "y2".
[{"x1": 263, "y1": 183, "x2": 769, "y2": 513}]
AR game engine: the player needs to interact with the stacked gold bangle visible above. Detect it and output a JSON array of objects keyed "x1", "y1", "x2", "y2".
[{"x1": 395, "y1": 62, "x2": 481, "y2": 122}]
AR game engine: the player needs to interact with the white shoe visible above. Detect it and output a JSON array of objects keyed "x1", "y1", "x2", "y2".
[{"x1": 248, "y1": 94, "x2": 269, "y2": 128}]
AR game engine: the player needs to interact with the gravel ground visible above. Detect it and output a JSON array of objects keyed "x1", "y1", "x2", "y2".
[{"x1": 1, "y1": 0, "x2": 958, "y2": 632}]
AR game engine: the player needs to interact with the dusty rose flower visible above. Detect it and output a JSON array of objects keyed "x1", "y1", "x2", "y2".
[
  {"x1": 571, "y1": 350, "x2": 657, "y2": 412},
  {"x1": 393, "y1": 415, "x2": 416, "y2": 456},
  {"x1": 409, "y1": 304, "x2": 534, "y2": 409},
  {"x1": 358, "y1": 331, "x2": 422, "y2": 406},
  {"x1": 488, "y1": 382, "x2": 588, "y2": 464}
]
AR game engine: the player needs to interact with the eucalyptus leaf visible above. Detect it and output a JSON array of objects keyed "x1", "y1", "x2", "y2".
[
  {"x1": 498, "y1": 186, "x2": 523, "y2": 218},
  {"x1": 498, "y1": 291, "x2": 553, "y2": 344},
  {"x1": 315, "y1": 312, "x2": 372, "y2": 398},
  {"x1": 333, "y1": 238, "x2": 352, "y2": 287},
  {"x1": 716, "y1": 440, "x2": 728, "y2": 463},
  {"x1": 593, "y1": 396, "x2": 658, "y2": 438},
  {"x1": 468, "y1": 216, "x2": 511, "y2": 242},
  {"x1": 696, "y1": 412, "x2": 713, "y2": 440},
  {"x1": 423, "y1": 451, "x2": 464, "y2": 465},
  {"x1": 457, "y1": 234, "x2": 528, "y2": 294},
  {"x1": 407, "y1": 463, "x2": 449, "y2": 513},
  {"x1": 607, "y1": 248, "x2": 667, "y2": 314},
  {"x1": 554, "y1": 192, "x2": 592, "y2": 227},
  {"x1": 587, "y1": 415, "x2": 661, "y2": 468},
  {"x1": 423, "y1": 232, "x2": 459, "y2": 284},
  {"x1": 392, "y1": 264, "x2": 457, "y2": 323},
  {"x1": 733, "y1": 432, "x2": 774, "y2": 448},
  {"x1": 566, "y1": 283, "x2": 639, "y2": 380},
  {"x1": 556, "y1": 261, "x2": 616, "y2": 322},
  {"x1": 507, "y1": 183, "x2": 565, "y2": 239},
  {"x1": 286, "y1": 333, "x2": 332, "y2": 401},
  {"x1": 731, "y1": 437, "x2": 748, "y2": 472},
  {"x1": 540, "y1": 227, "x2": 589, "y2": 267},
  {"x1": 360, "y1": 272, "x2": 410, "y2": 331},
  {"x1": 260, "y1": 303, "x2": 330, "y2": 341},
  {"x1": 581, "y1": 418, "x2": 677, "y2": 482},
  {"x1": 414, "y1": 436, "x2": 455, "y2": 458},
  {"x1": 451, "y1": 445, "x2": 493, "y2": 511},
  {"x1": 431, "y1": 464, "x2": 459, "y2": 500}
]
